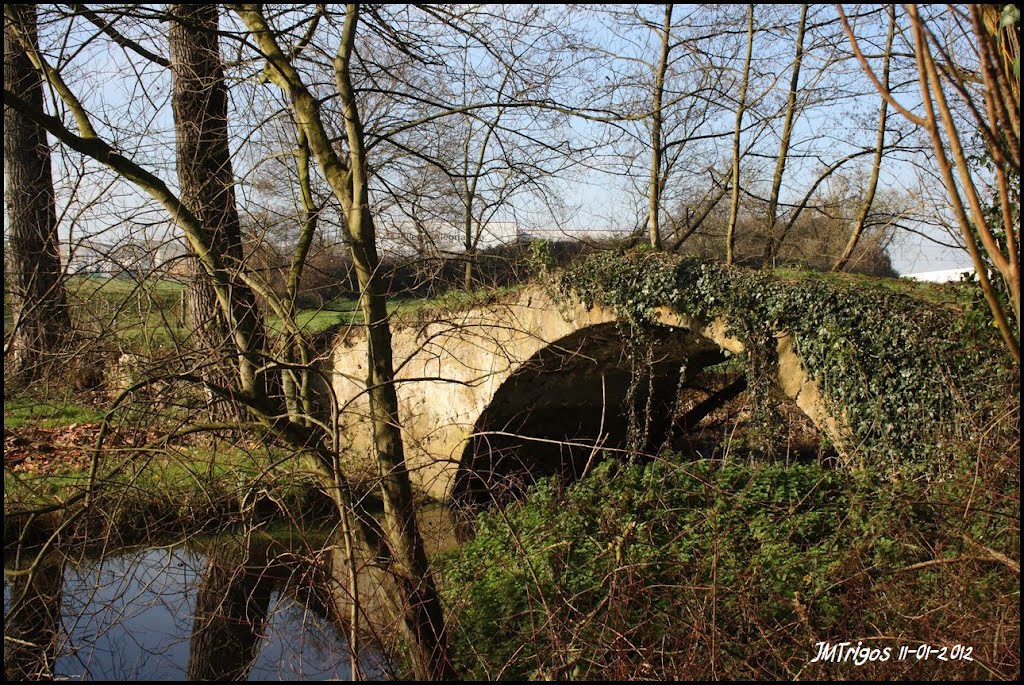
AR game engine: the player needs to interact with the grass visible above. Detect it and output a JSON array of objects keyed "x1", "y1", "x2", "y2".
[
  {"x1": 4, "y1": 439, "x2": 334, "y2": 545},
  {"x1": 266, "y1": 297, "x2": 361, "y2": 335},
  {"x1": 770, "y1": 266, "x2": 966, "y2": 308},
  {"x1": 64, "y1": 274, "x2": 189, "y2": 352},
  {"x1": 267, "y1": 285, "x2": 525, "y2": 336},
  {"x1": 4, "y1": 394, "x2": 106, "y2": 429},
  {"x1": 59, "y1": 274, "x2": 513, "y2": 343},
  {"x1": 69, "y1": 273, "x2": 186, "y2": 301}
]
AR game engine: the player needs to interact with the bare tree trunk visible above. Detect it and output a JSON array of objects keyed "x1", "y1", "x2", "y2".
[
  {"x1": 169, "y1": 4, "x2": 269, "y2": 402},
  {"x1": 725, "y1": 5, "x2": 754, "y2": 266},
  {"x1": 464, "y1": 133, "x2": 477, "y2": 290},
  {"x1": 335, "y1": 10, "x2": 453, "y2": 678},
  {"x1": 282, "y1": 125, "x2": 318, "y2": 424},
  {"x1": 3, "y1": 559, "x2": 64, "y2": 681},
  {"x1": 234, "y1": 5, "x2": 454, "y2": 678},
  {"x1": 647, "y1": 4, "x2": 673, "y2": 250},
  {"x1": 765, "y1": 4, "x2": 807, "y2": 268},
  {"x1": 4, "y1": 5, "x2": 72, "y2": 384},
  {"x1": 833, "y1": 5, "x2": 893, "y2": 273},
  {"x1": 463, "y1": 250, "x2": 476, "y2": 291},
  {"x1": 187, "y1": 539, "x2": 274, "y2": 681},
  {"x1": 462, "y1": 110, "x2": 503, "y2": 290}
]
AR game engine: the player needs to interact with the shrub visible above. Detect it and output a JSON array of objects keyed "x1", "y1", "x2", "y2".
[{"x1": 440, "y1": 457, "x2": 1018, "y2": 680}]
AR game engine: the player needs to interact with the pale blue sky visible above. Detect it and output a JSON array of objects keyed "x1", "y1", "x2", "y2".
[{"x1": 16, "y1": 4, "x2": 976, "y2": 276}]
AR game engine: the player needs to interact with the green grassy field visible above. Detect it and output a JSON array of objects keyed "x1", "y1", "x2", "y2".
[
  {"x1": 4, "y1": 277, "x2": 527, "y2": 454},
  {"x1": 64, "y1": 274, "x2": 189, "y2": 350},
  {"x1": 3, "y1": 394, "x2": 106, "y2": 429},
  {"x1": 54, "y1": 275, "x2": 518, "y2": 344}
]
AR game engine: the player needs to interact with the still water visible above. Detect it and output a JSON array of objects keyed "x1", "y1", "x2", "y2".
[{"x1": 4, "y1": 539, "x2": 391, "y2": 681}]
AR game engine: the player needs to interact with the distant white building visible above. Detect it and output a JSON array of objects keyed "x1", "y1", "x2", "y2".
[
  {"x1": 378, "y1": 219, "x2": 528, "y2": 256},
  {"x1": 66, "y1": 239, "x2": 118, "y2": 276},
  {"x1": 903, "y1": 267, "x2": 975, "y2": 283},
  {"x1": 65, "y1": 236, "x2": 189, "y2": 277},
  {"x1": 154, "y1": 238, "x2": 190, "y2": 276}
]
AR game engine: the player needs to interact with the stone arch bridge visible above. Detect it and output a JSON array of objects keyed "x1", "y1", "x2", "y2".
[{"x1": 332, "y1": 287, "x2": 841, "y2": 503}]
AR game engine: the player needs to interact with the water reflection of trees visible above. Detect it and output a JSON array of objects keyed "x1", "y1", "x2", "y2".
[
  {"x1": 186, "y1": 536, "x2": 274, "y2": 680},
  {"x1": 4, "y1": 556, "x2": 64, "y2": 680},
  {"x1": 3, "y1": 527, "x2": 394, "y2": 681},
  {"x1": 189, "y1": 530, "x2": 394, "y2": 680}
]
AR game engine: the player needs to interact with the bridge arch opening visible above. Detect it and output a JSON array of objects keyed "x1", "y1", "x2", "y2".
[
  {"x1": 451, "y1": 318, "x2": 838, "y2": 508},
  {"x1": 452, "y1": 321, "x2": 731, "y2": 506}
]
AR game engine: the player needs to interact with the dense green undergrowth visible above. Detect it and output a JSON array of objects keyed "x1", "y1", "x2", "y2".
[{"x1": 440, "y1": 458, "x2": 1019, "y2": 680}]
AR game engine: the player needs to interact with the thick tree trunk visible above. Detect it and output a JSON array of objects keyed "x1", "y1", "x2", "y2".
[
  {"x1": 4, "y1": 5, "x2": 72, "y2": 383},
  {"x1": 168, "y1": 4, "x2": 269, "y2": 403}
]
